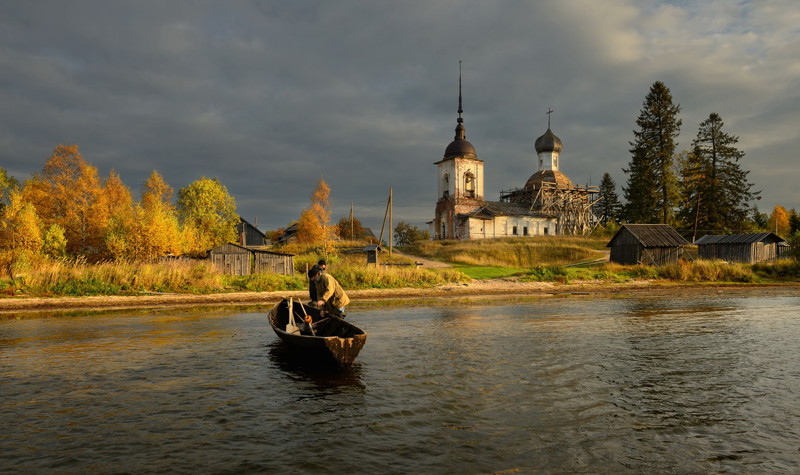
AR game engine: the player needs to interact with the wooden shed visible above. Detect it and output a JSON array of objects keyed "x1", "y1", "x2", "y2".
[
  {"x1": 364, "y1": 245, "x2": 382, "y2": 265},
  {"x1": 237, "y1": 216, "x2": 267, "y2": 247},
  {"x1": 208, "y1": 243, "x2": 295, "y2": 276},
  {"x1": 208, "y1": 243, "x2": 252, "y2": 275},
  {"x1": 607, "y1": 224, "x2": 689, "y2": 266},
  {"x1": 253, "y1": 249, "x2": 295, "y2": 275},
  {"x1": 694, "y1": 232, "x2": 785, "y2": 263}
]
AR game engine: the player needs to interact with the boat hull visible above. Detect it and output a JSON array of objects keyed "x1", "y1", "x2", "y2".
[{"x1": 268, "y1": 299, "x2": 367, "y2": 369}]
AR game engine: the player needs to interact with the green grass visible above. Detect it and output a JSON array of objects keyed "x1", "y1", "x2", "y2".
[{"x1": 455, "y1": 266, "x2": 527, "y2": 280}]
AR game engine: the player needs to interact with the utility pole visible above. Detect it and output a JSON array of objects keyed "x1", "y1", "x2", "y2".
[
  {"x1": 378, "y1": 187, "x2": 393, "y2": 255},
  {"x1": 350, "y1": 202, "x2": 354, "y2": 240}
]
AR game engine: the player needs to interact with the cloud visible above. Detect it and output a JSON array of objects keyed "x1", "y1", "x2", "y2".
[{"x1": 0, "y1": 0, "x2": 798, "y2": 233}]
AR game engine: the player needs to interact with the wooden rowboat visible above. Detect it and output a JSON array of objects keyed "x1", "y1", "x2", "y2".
[{"x1": 267, "y1": 298, "x2": 367, "y2": 369}]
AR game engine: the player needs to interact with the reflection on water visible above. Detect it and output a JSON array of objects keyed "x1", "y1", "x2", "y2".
[
  {"x1": 1, "y1": 290, "x2": 800, "y2": 473},
  {"x1": 266, "y1": 340, "x2": 366, "y2": 392}
]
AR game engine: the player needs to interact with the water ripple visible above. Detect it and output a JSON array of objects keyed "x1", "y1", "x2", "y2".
[{"x1": 2, "y1": 292, "x2": 800, "y2": 472}]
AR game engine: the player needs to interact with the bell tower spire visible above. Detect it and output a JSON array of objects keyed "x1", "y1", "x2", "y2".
[{"x1": 455, "y1": 61, "x2": 465, "y2": 140}]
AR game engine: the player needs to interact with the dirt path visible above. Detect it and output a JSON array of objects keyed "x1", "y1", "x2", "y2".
[{"x1": 391, "y1": 250, "x2": 453, "y2": 269}]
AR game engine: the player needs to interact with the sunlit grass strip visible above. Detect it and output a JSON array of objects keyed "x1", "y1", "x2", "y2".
[
  {"x1": 455, "y1": 266, "x2": 528, "y2": 280},
  {"x1": 517, "y1": 260, "x2": 761, "y2": 284},
  {"x1": 752, "y1": 259, "x2": 800, "y2": 279},
  {"x1": 1, "y1": 253, "x2": 470, "y2": 297},
  {"x1": 331, "y1": 263, "x2": 469, "y2": 289},
  {"x1": 404, "y1": 236, "x2": 607, "y2": 267},
  {"x1": 15, "y1": 258, "x2": 227, "y2": 296}
]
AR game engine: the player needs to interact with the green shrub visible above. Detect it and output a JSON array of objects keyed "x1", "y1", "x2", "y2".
[{"x1": 753, "y1": 259, "x2": 800, "y2": 279}]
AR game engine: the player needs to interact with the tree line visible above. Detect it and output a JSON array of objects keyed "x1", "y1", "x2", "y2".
[
  {"x1": 272, "y1": 178, "x2": 430, "y2": 250},
  {"x1": 0, "y1": 145, "x2": 239, "y2": 265},
  {"x1": 594, "y1": 81, "x2": 800, "y2": 241}
]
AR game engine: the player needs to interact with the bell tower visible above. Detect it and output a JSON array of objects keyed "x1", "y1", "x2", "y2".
[{"x1": 433, "y1": 63, "x2": 484, "y2": 239}]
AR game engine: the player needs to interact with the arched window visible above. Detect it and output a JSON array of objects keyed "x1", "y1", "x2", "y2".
[
  {"x1": 442, "y1": 173, "x2": 450, "y2": 198},
  {"x1": 464, "y1": 172, "x2": 475, "y2": 198}
]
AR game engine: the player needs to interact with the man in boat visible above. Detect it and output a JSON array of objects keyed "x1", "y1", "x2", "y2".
[
  {"x1": 307, "y1": 259, "x2": 327, "y2": 304},
  {"x1": 308, "y1": 266, "x2": 349, "y2": 318}
]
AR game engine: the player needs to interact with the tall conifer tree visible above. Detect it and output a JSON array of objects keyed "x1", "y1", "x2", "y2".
[
  {"x1": 623, "y1": 81, "x2": 682, "y2": 224},
  {"x1": 679, "y1": 113, "x2": 758, "y2": 239},
  {"x1": 597, "y1": 172, "x2": 621, "y2": 224}
]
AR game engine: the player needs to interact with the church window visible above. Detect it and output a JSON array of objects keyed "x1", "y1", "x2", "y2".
[
  {"x1": 523, "y1": 226, "x2": 529, "y2": 236},
  {"x1": 464, "y1": 172, "x2": 475, "y2": 198},
  {"x1": 512, "y1": 225, "x2": 518, "y2": 235},
  {"x1": 442, "y1": 173, "x2": 450, "y2": 198}
]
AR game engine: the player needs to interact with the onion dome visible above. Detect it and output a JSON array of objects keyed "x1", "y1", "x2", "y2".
[
  {"x1": 524, "y1": 170, "x2": 574, "y2": 191},
  {"x1": 444, "y1": 123, "x2": 477, "y2": 159},
  {"x1": 534, "y1": 128, "x2": 563, "y2": 154}
]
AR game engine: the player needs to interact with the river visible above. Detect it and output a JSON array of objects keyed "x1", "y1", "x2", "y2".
[{"x1": 1, "y1": 289, "x2": 799, "y2": 473}]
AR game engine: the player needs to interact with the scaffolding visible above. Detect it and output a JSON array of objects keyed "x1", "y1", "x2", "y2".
[{"x1": 500, "y1": 183, "x2": 600, "y2": 235}]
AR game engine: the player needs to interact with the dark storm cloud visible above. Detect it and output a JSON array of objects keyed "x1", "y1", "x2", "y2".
[{"x1": 1, "y1": 1, "x2": 798, "y2": 232}]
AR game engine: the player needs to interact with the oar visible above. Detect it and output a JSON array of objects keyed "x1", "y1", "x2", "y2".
[
  {"x1": 297, "y1": 301, "x2": 316, "y2": 336},
  {"x1": 285, "y1": 298, "x2": 300, "y2": 335}
]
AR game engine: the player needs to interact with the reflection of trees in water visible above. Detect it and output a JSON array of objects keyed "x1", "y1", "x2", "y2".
[{"x1": 609, "y1": 297, "x2": 756, "y2": 432}]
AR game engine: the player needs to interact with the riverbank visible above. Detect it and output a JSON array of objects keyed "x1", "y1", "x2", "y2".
[{"x1": 1, "y1": 278, "x2": 799, "y2": 314}]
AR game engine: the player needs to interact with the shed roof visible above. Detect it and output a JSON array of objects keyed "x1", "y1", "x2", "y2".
[
  {"x1": 238, "y1": 216, "x2": 266, "y2": 238},
  {"x1": 694, "y1": 232, "x2": 785, "y2": 245},
  {"x1": 607, "y1": 224, "x2": 689, "y2": 248},
  {"x1": 208, "y1": 242, "x2": 251, "y2": 253},
  {"x1": 251, "y1": 248, "x2": 295, "y2": 256},
  {"x1": 208, "y1": 242, "x2": 295, "y2": 256}
]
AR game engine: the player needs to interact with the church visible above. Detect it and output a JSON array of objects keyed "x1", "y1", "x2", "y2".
[{"x1": 431, "y1": 77, "x2": 597, "y2": 240}]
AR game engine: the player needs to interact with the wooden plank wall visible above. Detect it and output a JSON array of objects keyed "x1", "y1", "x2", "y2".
[
  {"x1": 210, "y1": 252, "x2": 251, "y2": 275},
  {"x1": 253, "y1": 253, "x2": 295, "y2": 275},
  {"x1": 698, "y1": 242, "x2": 779, "y2": 263},
  {"x1": 610, "y1": 244, "x2": 641, "y2": 265}
]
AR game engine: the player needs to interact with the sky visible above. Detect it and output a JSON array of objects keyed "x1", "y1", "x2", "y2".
[{"x1": 2, "y1": 1, "x2": 799, "y2": 234}]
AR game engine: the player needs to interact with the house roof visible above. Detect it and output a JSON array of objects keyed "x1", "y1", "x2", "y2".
[
  {"x1": 208, "y1": 242, "x2": 295, "y2": 256},
  {"x1": 607, "y1": 224, "x2": 689, "y2": 248},
  {"x1": 694, "y1": 232, "x2": 785, "y2": 245},
  {"x1": 238, "y1": 216, "x2": 265, "y2": 238},
  {"x1": 463, "y1": 201, "x2": 553, "y2": 219}
]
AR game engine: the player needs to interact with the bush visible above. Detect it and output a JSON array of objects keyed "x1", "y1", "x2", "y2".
[{"x1": 752, "y1": 259, "x2": 800, "y2": 279}]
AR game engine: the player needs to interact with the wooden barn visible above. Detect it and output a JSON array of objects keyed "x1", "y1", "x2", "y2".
[
  {"x1": 208, "y1": 243, "x2": 252, "y2": 275},
  {"x1": 694, "y1": 232, "x2": 785, "y2": 263},
  {"x1": 607, "y1": 224, "x2": 689, "y2": 266},
  {"x1": 277, "y1": 223, "x2": 299, "y2": 245},
  {"x1": 253, "y1": 249, "x2": 295, "y2": 275},
  {"x1": 237, "y1": 217, "x2": 267, "y2": 247},
  {"x1": 208, "y1": 243, "x2": 295, "y2": 276}
]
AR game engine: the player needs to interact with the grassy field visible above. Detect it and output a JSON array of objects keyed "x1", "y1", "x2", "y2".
[
  {"x1": 0, "y1": 246, "x2": 469, "y2": 297},
  {"x1": 402, "y1": 236, "x2": 799, "y2": 284},
  {"x1": 1, "y1": 237, "x2": 797, "y2": 298},
  {"x1": 403, "y1": 236, "x2": 608, "y2": 268}
]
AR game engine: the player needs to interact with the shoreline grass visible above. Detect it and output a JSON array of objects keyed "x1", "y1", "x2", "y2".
[{"x1": 1, "y1": 237, "x2": 797, "y2": 298}]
